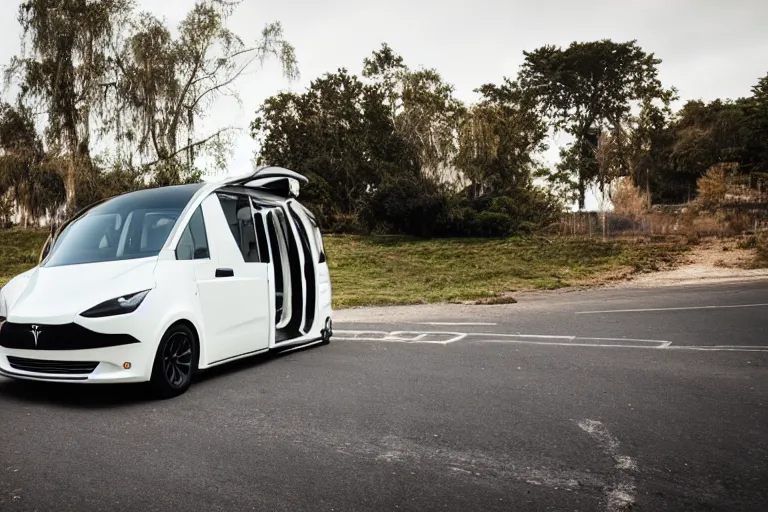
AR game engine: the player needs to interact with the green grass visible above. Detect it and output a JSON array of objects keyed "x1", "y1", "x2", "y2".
[
  {"x1": 0, "y1": 228, "x2": 48, "y2": 288},
  {"x1": 325, "y1": 235, "x2": 690, "y2": 308},
  {"x1": 0, "y1": 229, "x2": 690, "y2": 309}
]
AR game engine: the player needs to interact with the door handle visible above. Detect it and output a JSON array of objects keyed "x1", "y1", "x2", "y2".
[{"x1": 215, "y1": 268, "x2": 234, "y2": 278}]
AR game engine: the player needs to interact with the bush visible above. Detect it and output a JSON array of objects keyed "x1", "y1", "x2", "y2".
[
  {"x1": 358, "y1": 174, "x2": 565, "y2": 238},
  {"x1": 474, "y1": 211, "x2": 514, "y2": 237},
  {"x1": 360, "y1": 174, "x2": 451, "y2": 237}
]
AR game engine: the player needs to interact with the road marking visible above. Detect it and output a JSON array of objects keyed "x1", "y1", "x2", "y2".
[
  {"x1": 415, "y1": 322, "x2": 497, "y2": 326},
  {"x1": 577, "y1": 419, "x2": 637, "y2": 512},
  {"x1": 334, "y1": 330, "x2": 768, "y2": 352},
  {"x1": 576, "y1": 303, "x2": 768, "y2": 314},
  {"x1": 333, "y1": 330, "x2": 465, "y2": 345}
]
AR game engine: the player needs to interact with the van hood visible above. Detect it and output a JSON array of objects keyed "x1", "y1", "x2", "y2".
[{"x1": 2, "y1": 258, "x2": 158, "y2": 324}]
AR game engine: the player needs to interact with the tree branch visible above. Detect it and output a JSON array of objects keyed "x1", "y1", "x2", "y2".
[
  {"x1": 142, "y1": 127, "x2": 236, "y2": 168},
  {"x1": 189, "y1": 53, "x2": 258, "y2": 112}
]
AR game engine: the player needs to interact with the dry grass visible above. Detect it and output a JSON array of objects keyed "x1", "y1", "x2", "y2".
[{"x1": 611, "y1": 177, "x2": 649, "y2": 220}]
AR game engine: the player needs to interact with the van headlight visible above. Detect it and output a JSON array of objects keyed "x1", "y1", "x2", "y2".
[{"x1": 80, "y1": 290, "x2": 151, "y2": 318}]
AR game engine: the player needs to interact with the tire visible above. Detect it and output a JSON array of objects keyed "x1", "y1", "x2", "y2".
[
  {"x1": 320, "y1": 317, "x2": 333, "y2": 345},
  {"x1": 149, "y1": 324, "x2": 196, "y2": 399}
]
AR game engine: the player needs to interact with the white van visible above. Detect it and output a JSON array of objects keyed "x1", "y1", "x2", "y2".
[{"x1": 0, "y1": 167, "x2": 333, "y2": 397}]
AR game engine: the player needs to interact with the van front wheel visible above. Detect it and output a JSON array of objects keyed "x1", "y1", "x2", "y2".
[{"x1": 150, "y1": 324, "x2": 196, "y2": 398}]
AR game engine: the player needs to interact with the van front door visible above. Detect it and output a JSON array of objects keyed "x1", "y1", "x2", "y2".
[{"x1": 194, "y1": 193, "x2": 271, "y2": 365}]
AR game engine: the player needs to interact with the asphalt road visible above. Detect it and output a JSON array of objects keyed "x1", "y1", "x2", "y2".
[{"x1": 1, "y1": 281, "x2": 767, "y2": 511}]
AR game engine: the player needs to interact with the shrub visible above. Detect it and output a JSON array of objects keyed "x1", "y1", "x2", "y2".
[
  {"x1": 696, "y1": 162, "x2": 736, "y2": 210},
  {"x1": 611, "y1": 177, "x2": 648, "y2": 220},
  {"x1": 474, "y1": 211, "x2": 515, "y2": 237},
  {"x1": 360, "y1": 174, "x2": 451, "y2": 237}
]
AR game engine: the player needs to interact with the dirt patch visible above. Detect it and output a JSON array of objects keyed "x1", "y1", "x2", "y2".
[{"x1": 612, "y1": 238, "x2": 768, "y2": 288}]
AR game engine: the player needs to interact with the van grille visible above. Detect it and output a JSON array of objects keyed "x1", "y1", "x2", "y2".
[{"x1": 7, "y1": 356, "x2": 98, "y2": 375}]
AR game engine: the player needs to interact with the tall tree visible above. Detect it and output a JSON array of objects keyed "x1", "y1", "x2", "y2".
[
  {"x1": 518, "y1": 39, "x2": 672, "y2": 209},
  {"x1": 363, "y1": 43, "x2": 464, "y2": 183},
  {"x1": 252, "y1": 67, "x2": 416, "y2": 221},
  {"x1": 456, "y1": 79, "x2": 548, "y2": 198},
  {"x1": 7, "y1": 0, "x2": 133, "y2": 214},
  {"x1": 112, "y1": 0, "x2": 298, "y2": 184},
  {"x1": 0, "y1": 102, "x2": 65, "y2": 225}
]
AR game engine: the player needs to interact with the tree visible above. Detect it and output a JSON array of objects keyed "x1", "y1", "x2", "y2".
[
  {"x1": 362, "y1": 43, "x2": 465, "y2": 183},
  {"x1": 518, "y1": 39, "x2": 673, "y2": 209},
  {"x1": 111, "y1": 0, "x2": 298, "y2": 184},
  {"x1": 0, "y1": 102, "x2": 65, "y2": 225},
  {"x1": 742, "y1": 72, "x2": 768, "y2": 174},
  {"x1": 252, "y1": 67, "x2": 416, "y2": 224},
  {"x1": 7, "y1": 0, "x2": 134, "y2": 214},
  {"x1": 456, "y1": 79, "x2": 548, "y2": 198}
]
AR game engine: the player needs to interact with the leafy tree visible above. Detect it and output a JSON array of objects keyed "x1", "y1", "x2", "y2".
[
  {"x1": 253, "y1": 68, "x2": 413, "y2": 225},
  {"x1": 518, "y1": 39, "x2": 672, "y2": 209},
  {"x1": 7, "y1": 0, "x2": 134, "y2": 213},
  {"x1": 0, "y1": 102, "x2": 65, "y2": 225},
  {"x1": 362, "y1": 43, "x2": 464, "y2": 182},
  {"x1": 742, "y1": 73, "x2": 768, "y2": 174},
  {"x1": 457, "y1": 79, "x2": 548, "y2": 198},
  {"x1": 111, "y1": 0, "x2": 298, "y2": 184}
]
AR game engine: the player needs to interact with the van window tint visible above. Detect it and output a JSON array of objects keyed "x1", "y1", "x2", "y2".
[
  {"x1": 176, "y1": 206, "x2": 209, "y2": 260},
  {"x1": 42, "y1": 184, "x2": 201, "y2": 268},
  {"x1": 216, "y1": 193, "x2": 260, "y2": 263}
]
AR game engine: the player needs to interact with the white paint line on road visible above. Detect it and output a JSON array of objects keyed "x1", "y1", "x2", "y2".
[
  {"x1": 576, "y1": 303, "x2": 768, "y2": 314},
  {"x1": 667, "y1": 346, "x2": 768, "y2": 352},
  {"x1": 334, "y1": 330, "x2": 768, "y2": 352},
  {"x1": 577, "y1": 419, "x2": 637, "y2": 512},
  {"x1": 474, "y1": 339, "x2": 670, "y2": 349},
  {"x1": 415, "y1": 322, "x2": 498, "y2": 326}
]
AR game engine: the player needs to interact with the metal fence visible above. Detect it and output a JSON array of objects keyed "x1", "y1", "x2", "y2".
[{"x1": 550, "y1": 205, "x2": 768, "y2": 238}]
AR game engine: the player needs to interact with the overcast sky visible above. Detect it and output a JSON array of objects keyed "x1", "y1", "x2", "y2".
[{"x1": 1, "y1": 0, "x2": 767, "y2": 207}]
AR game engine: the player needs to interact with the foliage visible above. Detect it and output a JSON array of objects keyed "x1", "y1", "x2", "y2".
[
  {"x1": 518, "y1": 39, "x2": 674, "y2": 209},
  {"x1": 610, "y1": 177, "x2": 648, "y2": 220},
  {"x1": 1, "y1": 15, "x2": 767, "y2": 239},
  {"x1": 695, "y1": 162, "x2": 735, "y2": 210},
  {"x1": 3, "y1": 0, "x2": 297, "y2": 217}
]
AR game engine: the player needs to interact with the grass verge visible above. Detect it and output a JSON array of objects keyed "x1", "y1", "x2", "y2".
[
  {"x1": 0, "y1": 229, "x2": 47, "y2": 288},
  {"x1": 0, "y1": 229, "x2": 690, "y2": 309},
  {"x1": 325, "y1": 235, "x2": 689, "y2": 308}
]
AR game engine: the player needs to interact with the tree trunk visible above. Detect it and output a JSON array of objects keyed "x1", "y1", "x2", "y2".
[
  {"x1": 578, "y1": 174, "x2": 586, "y2": 210},
  {"x1": 66, "y1": 156, "x2": 77, "y2": 216}
]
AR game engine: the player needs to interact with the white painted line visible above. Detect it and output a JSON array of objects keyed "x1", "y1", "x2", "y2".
[
  {"x1": 667, "y1": 346, "x2": 768, "y2": 352},
  {"x1": 475, "y1": 339, "x2": 668, "y2": 349},
  {"x1": 416, "y1": 322, "x2": 497, "y2": 326},
  {"x1": 334, "y1": 330, "x2": 768, "y2": 352},
  {"x1": 576, "y1": 303, "x2": 768, "y2": 314}
]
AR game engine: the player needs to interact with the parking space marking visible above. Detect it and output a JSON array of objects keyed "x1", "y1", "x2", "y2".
[
  {"x1": 576, "y1": 303, "x2": 768, "y2": 314},
  {"x1": 334, "y1": 330, "x2": 768, "y2": 352},
  {"x1": 333, "y1": 330, "x2": 465, "y2": 345}
]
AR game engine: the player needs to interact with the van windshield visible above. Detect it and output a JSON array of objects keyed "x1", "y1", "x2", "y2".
[{"x1": 43, "y1": 184, "x2": 202, "y2": 268}]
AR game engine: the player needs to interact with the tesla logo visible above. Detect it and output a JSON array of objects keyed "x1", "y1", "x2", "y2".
[{"x1": 30, "y1": 325, "x2": 41, "y2": 348}]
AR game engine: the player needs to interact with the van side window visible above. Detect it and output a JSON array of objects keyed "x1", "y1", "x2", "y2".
[
  {"x1": 176, "y1": 206, "x2": 209, "y2": 260},
  {"x1": 216, "y1": 192, "x2": 260, "y2": 263}
]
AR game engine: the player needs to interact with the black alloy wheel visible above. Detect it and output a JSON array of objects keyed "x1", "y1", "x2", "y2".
[{"x1": 150, "y1": 324, "x2": 196, "y2": 398}]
